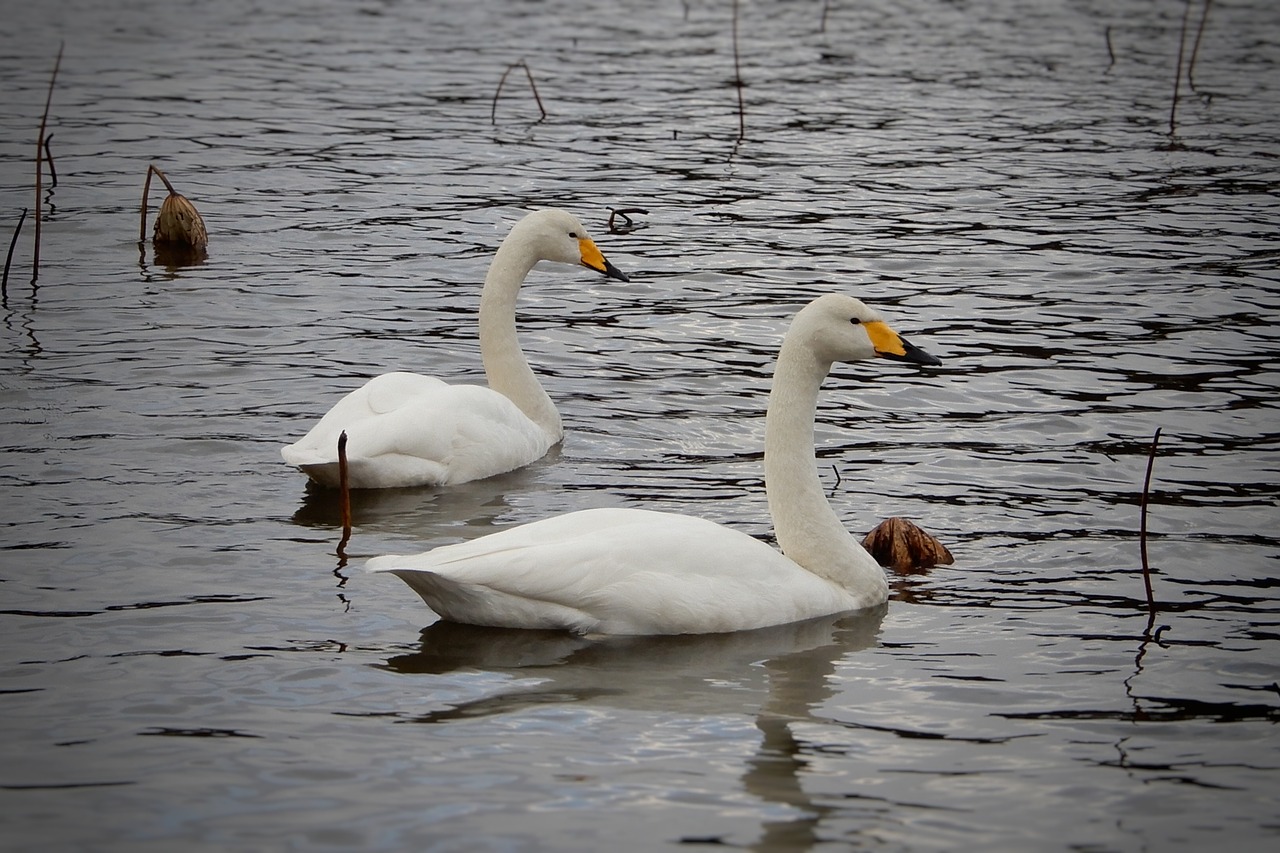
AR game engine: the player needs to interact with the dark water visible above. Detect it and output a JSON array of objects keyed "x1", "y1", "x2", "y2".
[{"x1": 2, "y1": 0, "x2": 1278, "y2": 850}]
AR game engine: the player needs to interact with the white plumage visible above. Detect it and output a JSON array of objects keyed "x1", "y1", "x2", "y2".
[
  {"x1": 282, "y1": 208, "x2": 628, "y2": 489},
  {"x1": 368, "y1": 293, "x2": 942, "y2": 635}
]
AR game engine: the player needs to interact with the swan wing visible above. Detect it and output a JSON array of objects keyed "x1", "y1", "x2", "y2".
[
  {"x1": 281, "y1": 372, "x2": 554, "y2": 488},
  {"x1": 367, "y1": 508, "x2": 863, "y2": 635}
]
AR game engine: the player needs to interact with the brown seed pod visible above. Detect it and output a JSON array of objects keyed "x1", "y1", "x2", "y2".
[
  {"x1": 141, "y1": 164, "x2": 208, "y2": 250},
  {"x1": 153, "y1": 191, "x2": 207, "y2": 248},
  {"x1": 861, "y1": 517, "x2": 954, "y2": 574}
]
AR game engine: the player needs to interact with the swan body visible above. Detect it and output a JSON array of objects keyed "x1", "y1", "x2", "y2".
[
  {"x1": 282, "y1": 208, "x2": 628, "y2": 489},
  {"x1": 368, "y1": 294, "x2": 941, "y2": 635}
]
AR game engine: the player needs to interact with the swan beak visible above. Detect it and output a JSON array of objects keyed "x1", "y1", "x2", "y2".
[
  {"x1": 579, "y1": 238, "x2": 630, "y2": 281},
  {"x1": 865, "y1": 321, "x2": 942, "y2": 366}
]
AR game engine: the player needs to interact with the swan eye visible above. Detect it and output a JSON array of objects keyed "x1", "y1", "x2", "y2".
[{"x1": 568, "y1": 231, "x2": 580, "y2": 239}]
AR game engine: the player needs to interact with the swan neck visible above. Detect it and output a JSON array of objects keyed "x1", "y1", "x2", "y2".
[
  {"x1": 478, "y1": 234, "x2": 562, "y2": 440},
  {"x1": 764, "y1": 338, "x2": 881, "y2": 589}
]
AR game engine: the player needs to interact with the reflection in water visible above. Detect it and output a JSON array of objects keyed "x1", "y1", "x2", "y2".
[{"x1": 380, "y1": 607, "x2": 886, "y2": 848}]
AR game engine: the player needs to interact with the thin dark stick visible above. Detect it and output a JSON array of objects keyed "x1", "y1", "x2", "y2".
[
  {"x1": 1138, "y1": 427, "x2": 1162, "y2": 622},
  {"x1": 1104, "y1": 26, "x2": 1115, "y2": 73},
  {"x1": 820, "y1": 0, "x2": 830, "y2": 34},
  {"x1": 1169, "y1": 0, "x2": 1193, "y2": 136},
  {"x1": 3, "y1": 208, "x2": 28, "y2": 298},
  {"x1": 33, "y1": 42, "x2": 64, "y2": 282},
  {"x1": 491, "y1": 60, "x2": 547, "y2": 124},
  {"x1": 831, "y1": 464, "x2": 842, "y2": 488},
  {"x1": 1187, "y1": 0, "x2": 1213, "y2": 93},
  {"x1": 337, "y1": 431, "x2": 352, "y2": 558},
  {"x1": 43, "y1": 134, "x2": 57, "y2": 188},
  {"x1": 731, "y1": 0, "x2": 746, "y2": 141}
]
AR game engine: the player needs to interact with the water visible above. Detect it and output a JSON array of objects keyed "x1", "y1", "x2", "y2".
[{"x1": 2, "y1": 0, "x2": 1278, "y2": 849}]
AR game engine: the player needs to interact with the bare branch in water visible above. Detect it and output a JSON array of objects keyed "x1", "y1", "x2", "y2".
[{"x1": 491, "y1": 60, "x2": 547, "y2": 124}]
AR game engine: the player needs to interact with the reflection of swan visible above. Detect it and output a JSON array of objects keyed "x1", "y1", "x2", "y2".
[
  {"x1": 378, "y1": 606, "x2": 886, "y2": 717},
  {"x1": 282, "y1": 208, "x2": 628, "y2": 490},
  {"x1": 369, "y1": 294, "x2": 941, "y2": 634}
]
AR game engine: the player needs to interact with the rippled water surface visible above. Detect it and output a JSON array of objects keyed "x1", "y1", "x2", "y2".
[{"x1": 2, "y1": 0, "x2": 1278, "y2": 850}]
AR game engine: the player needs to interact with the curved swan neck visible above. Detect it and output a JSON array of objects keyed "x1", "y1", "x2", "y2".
[
  {"x1": 764, "y1": 336, "x2": 881, "y2": 589},
  {"x1": 478, "y1": 231, "x2": 563, "y2": 440}
]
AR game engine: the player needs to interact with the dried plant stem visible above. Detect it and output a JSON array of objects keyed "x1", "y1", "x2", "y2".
[
  {"x1": 140, "y1": 164, "x2": 181, "y2": 241},
  {"x1": 43, "y1": 134, "x2": 57, "y2": 188},
  {"x1": 1169, "y1": 0, "x2": 1194, "y2": 135},
  {"x1": 1104, "y1": 26, "x2": 1115, "y2": 73},
  {"x1": 3, "y1": 208, "x2": 28, "y2": 298},
  {"x1": 1187, "y1": 0, "x2": 1213, "y2": 93},
  {"x1": 491, "y1": 60, "x2": 546, "y2": 124},
  {"x1": 33, "y1": 41, "x2": 64, "y2": 282},
  {"x1": 731, "y1": 0, "x2": 746, "y2": 141},
  {"x1": 820, "y1": 0, "x2": 831, "y2": 34},
  {"x1": 337, "y1": 431, "x2": 352, "y2": 559},
  {"x1": 607, "y1": 207, "x2": 648, "y2": 233},
  {"x1": 1138, "y1": 427, "x2": 1162, "y2": 620}
]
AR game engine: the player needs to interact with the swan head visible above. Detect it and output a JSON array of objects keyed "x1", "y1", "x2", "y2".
[
  {"x1": 512, "y1": 208, "x2": 630, "y2": 281},
  {"x1": 794, "y1": 293, "x2": 941, "y2": 367}
]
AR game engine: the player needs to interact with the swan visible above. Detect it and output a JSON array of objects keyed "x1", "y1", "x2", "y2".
[
  {"x1": 282, "y1": 208, "x2": 629, "y2": 489},
  {"x1": 367, "y1": 293, "x2": 942, "y2": 635}
]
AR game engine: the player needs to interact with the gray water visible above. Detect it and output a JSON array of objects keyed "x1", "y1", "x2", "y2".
[{"x1": 2, "y1": 0, "x2": 1278, "y2": 850}]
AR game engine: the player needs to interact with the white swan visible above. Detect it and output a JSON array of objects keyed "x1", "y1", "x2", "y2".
[
  {"x1": 367, "y1": 294, "x2": 942, "y2": 635},
  {"x1": 282, "y1": 208, "x2": 629, "y2": 489}
]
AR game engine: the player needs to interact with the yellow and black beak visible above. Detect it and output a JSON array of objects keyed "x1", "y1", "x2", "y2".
[
  {"x1": 579, "y1": 238, "x2": 630, "y2": 282},
  {"x1": 864, "y1": 320, "x2": 941, "y2": 366}
]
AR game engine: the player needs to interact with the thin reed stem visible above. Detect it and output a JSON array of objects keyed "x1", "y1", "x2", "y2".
[
  {"x1": 33, "y1": 42, "x2": 64, "y2": 282},
  {"x1": 1169, "y1": 0, "x2": 1193, "y2": 135},
  {"x1": 337, "y1": 431, "x2": 352, "y2": 559},
  {"x1": 1138, "y1": 427, "x2": 1162, "y2": 621},
  {"x1": 1187, "y1": 0, "x2": 1213, "y2": 93},
  {"x1": 3, "y1": 208, "x2": 28, "y2": 299},
  {"x1": 732, "y1": 0, "x2": 745, "y2": 141}
]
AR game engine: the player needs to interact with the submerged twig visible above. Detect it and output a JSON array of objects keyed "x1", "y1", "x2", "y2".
[
  {"x1": 731, "y1": 0, "x2": 746, "y2": 141},
  {"x1": 491, "y1": 60, "x2": 547, "y2": 124},
  {"x1": 33, "y1": 41, "x2": 64, "y2": 283},
  {"x1": 1138, "y1": 427, "x2": 1162, "y2": 626},
  {"x1": 820, "y1": 0, "x2": 831, "y2": 34},
  {"x1": 337, "y1": 431, "x2": 352, "y2": 559},
  {"x1": 1104, "y1": 26, "x2": 1116, "y2": 73},
  {"x1": 3, "y1": 208, "x2": 28, "y2": 299}
]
